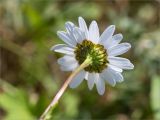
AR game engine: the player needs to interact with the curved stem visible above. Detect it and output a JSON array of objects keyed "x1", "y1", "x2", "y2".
[{"x1": 39, "y1": 58, "x2": 92, "y2": 120}]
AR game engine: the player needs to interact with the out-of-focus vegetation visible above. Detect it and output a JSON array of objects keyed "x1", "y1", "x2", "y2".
[{"x1": 0, "y1": 0, "x2": 160, "y2": 120}]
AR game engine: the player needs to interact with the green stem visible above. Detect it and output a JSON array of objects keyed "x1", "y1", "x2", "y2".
[{"x1": 39, "y1": 57, "x2": 92, "y2": 120}]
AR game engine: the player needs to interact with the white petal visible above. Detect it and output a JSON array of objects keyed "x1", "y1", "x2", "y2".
[
  {"x1": 89, "y1": 21, "x2": 99, "y2": 43},
  {"x1": 51, "y1": 44, "x2": 74, "y2": 55},
  {"x1": 108, "y1": 64, "x2": 123, "y2": 72},
  {"x1": 60, "y1": 62, "x2": 78, "y2": 71},
  {"x1": 99, "y1": 25, "x2": 115, "y2": 45},
  {"x1": 65, "y1": 22, "x2": 78, "y2": 44},
  {"x1": 57, "y1": 31, "x2": 76, "y2": 47},
  {"x1": 108, "y1": 43, "x2": 131, "y2": 56},
  {"x1": 95, "y1": 74, "x2": 105, "y2": 95},
  {"x1": 85, "y1": 72, "x2": 89, "y2": 80},
  {"x1": 58, "y1": 55, "x2": 78, "y2": 71},
  {"x1": 73, "y1": 27, "x2": 85, "y2": 43},
  {"x1": 114, "y1": 72, "x2": 124, "y2": 83},
  {"x1": 65, "y1": 22, "x2": 75, "y2": 34},
  {"x1": 108, "y1": 56, "x2": 134, "y2": 70},
  {"x1": 87, "y1": 73, "x2": 95, "y2": 90},
  {"x1": 100, "y1": 68, "x2": 116, "y2": 86},
  {"x1": 108, "y1": 67, "x2": 124, "y2": 83},
  {"x1": 69, "y1": 70, "x2": 85, "y2": 88},
  {"x1": 78, "y1": 17, "x2": 89, "y2": 39},
  {"x1": 57, "y1": 55, "x2": 76, "y2": 65},
  {"x1": 109, "y1": 34, "x2": 123, "y2": 48}
]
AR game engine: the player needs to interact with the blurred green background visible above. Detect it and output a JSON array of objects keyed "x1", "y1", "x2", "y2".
[{"x1": 0, "y1": 0, "x2": 160, "y2": 120}]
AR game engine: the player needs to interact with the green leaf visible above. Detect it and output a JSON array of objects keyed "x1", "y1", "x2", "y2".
[
  {"x1": 62, "y1": 92, "x2": 79, "y2": 117},
  {"x1": 0, "y1": 80, "x2": 35, "y2": 120},
  {"x1": 150, "y1": 75, "x2": 160, "y2": 120}
]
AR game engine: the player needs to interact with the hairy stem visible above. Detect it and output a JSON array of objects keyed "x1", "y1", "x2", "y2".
[{"x1": 39, "y1": 57, "x2": 92, "y2": 120}]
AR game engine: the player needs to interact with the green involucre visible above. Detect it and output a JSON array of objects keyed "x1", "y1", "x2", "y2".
[{"x1": 74, "y1": 40, "x2": 108, "y2": 73}]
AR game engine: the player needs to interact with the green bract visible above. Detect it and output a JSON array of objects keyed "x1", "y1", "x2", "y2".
[{"x1": 74, "y1": 40, "x2": 108, "y2": 73}]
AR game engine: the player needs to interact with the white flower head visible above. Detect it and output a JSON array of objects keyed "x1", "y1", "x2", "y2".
[{"x1": 51, "y1": 17, "x2": 134, "y2": 95}]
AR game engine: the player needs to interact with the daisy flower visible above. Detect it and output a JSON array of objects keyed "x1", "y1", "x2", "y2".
[{"x1": 51, "y1": 17, "x2": 134, "y2": 95}]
